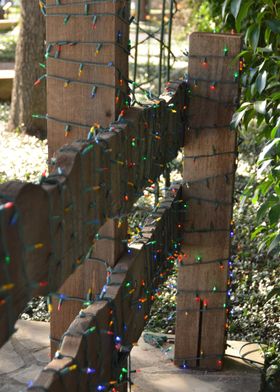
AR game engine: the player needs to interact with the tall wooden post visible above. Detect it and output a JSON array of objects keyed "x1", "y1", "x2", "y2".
[
  {"x1": 45, "y1": 0, "x2": 130, "y2": 158},
  {"x1": 45, "y1": 1, "x2": 130, "y2": 389},
  {"x1": 175, "y1": 33, "x2": 242, "y2": 370}
]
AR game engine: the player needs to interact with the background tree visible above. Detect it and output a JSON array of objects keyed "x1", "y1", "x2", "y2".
[{"x1": 8, "y1": 0, "x2": 46, "y2": 138}]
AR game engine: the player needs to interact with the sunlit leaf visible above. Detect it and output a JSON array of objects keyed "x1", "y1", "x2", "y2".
[
  {"x1": 230, "y1": 108, "x2": 248, "y2": 128},
  {"x1": 254, "y1": 100, "x2": 267, "y2": 114},
  {"x1": 259, "y1": 138, "x2": 280, "y2": 160},
  {"x1": 251, "y1": 24, "x2": 261, "y2": 51},
  {"x1": 230, "y1": 0, "x2": 242, "y2": 18},
  {"x1": 256, "y1": 71, "x2": 268, "y2": 94},
  {"x1": 222, "y1": 0, "x2": 230, "y2": 19},
  {"x1": 268, "y1": 234, "x2": 280, "y2": 254}
]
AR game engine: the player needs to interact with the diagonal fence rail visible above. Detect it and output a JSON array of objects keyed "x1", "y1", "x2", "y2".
[
  {"x1": 0, "y1": 81, "x2": 187, "y2": 350},
  {"x1": 28, "y1": 184, "x2": 183, "y2": 391}
]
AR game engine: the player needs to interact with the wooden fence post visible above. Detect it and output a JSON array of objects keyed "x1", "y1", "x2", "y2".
[
  {"x1": 45, "y1": 1, "x2": 130, "y2": 389},
  {"x1": 45, "y1": 0, "x2": 130, "y2": 158},
  {"x1": 175, "y1": 33, "x2": 242, "y2": 370}
]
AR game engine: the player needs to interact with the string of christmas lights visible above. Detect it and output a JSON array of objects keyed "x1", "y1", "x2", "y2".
[
  {"x1": 0, "y1": 1, "x2": 242, "y2": 387},
  {"x1": 44, "y1": 12, "x2": 130, "y2": 25},
  {"x1": 43, "y1": 0, "x2": 127, "y2": 8}
]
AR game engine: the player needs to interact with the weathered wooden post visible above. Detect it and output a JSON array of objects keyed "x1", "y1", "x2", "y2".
[
  {"x1": 45, "y1": 0, "x2": 130, "y2": 158},
  {"x1": 175, "y1": 32, "x2": 242, "y2": 370},
  {"x1": 45, "y1": 1, "x2": 130, "y2": 389}
]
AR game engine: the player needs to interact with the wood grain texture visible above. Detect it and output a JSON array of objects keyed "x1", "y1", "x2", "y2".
[
  {"x1": 50, "y1": 219, "x2": 128, "y2": 358},
  {"x1": 46, "y1": 1, "x2": 129, "y2": 357},
  {"x1": 29, "y1": 185, "x2": 181, "y2": 392},
  {"x1": 46, "y1": 0, "x2": 130, "y2": 157},
  {"x1": 175, "y1": 32, "x2": 242, "y2": 370}
]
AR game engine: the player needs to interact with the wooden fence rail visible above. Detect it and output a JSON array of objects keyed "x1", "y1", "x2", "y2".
[
  {"x1": 28, "y1": 184, "x2": 182, "y2": 392},
  {"x1": 0, "y1": 81, "x2": 187, "y2": 349}
]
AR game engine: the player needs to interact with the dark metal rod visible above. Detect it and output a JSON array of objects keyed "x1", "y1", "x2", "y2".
[
  {"x1": 158, "y1": 0, "x2": 167, "y2": 95},
  {"x1": 133, "y1": 0, "x2": 141, "y2": 92},
  {"x1": 167, "y1": 0, "x2": 174, "y2": 81}
]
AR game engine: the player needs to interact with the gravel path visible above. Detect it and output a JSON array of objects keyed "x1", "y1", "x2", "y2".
[{"x1": 0, "y1": 121, "x2": 47, "y2": 184}]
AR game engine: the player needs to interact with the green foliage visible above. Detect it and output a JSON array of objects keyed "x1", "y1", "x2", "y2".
[
  {"x1": 185, "y1": 1, "x2": 224, "y2": 33},
  {"x1": 207, "y1": 1, "x2": 280, "y2": 388},
  {"x1": 261, "y1": 344, "x2": 280, "y2": 392},
  {"x1": 0, "y1": 27, "x2": 17, "y2": 61},
  {"x1": 220, "y1": 0, "x2": 280, "y2": 254},
  {"x1": 0, "y1": 102, "x2": 10, "y2": 122}
]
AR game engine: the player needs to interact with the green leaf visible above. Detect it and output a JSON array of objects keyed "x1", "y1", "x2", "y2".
[
  {"x1": 264, "y1": 27, "x2": 271, "y2": 44},
  {"x1": 235, "y1": 1, "x2": 253, "y2": 32},
  {"x1": 257, "y1": 201, "x2": 271, "y2": 222},
  {"x1": 230, "y1": 0, "x2": 242, "y2": 19},
  {"x1": 251, "y1": 24, "x2": 261, "y2": 51},
  {"x1": 250, "y1": 82, "x2": 257, "y2": 97},
  {"x1": 258, "y1": 180, "x2": 272, "y2": 196},
  {"x1": 222, "y1": 0, "x2": 230, "y2": 19},
  {"x1": 271, "y1": 92, "x2": 280, "y2": 101},
  {"x1": 230, "y1": 108, "x2": 248, "y2": 128},
  {"x1": 254, "y1": 100, "x2": 267, "y2": 114},
  {"x1": 266, "y1": 20, "x2": 280, "y2": 34},
  {"x1": 258, "y1": 159, "x2": 272, "y2": 176},
  {"x1": 256, "y1": 71, "x2": 268, "y2": 94},
  {"x1": 269, "y1": 205, "x2": 280, "y2": 225},
  {"x1": 243, "y1": 109, "x2": 255, "y2": 129},
  {"x1": 266, "y1": 287, "x2": 280, "y2": 302},
  {"x1": 259, "y1": 138, "x2": 280, "y2": 160},
  {"x1": 268, "y1": 234, "x2": 280, "y2": 254},
  {"x1": 271, "y1": 125, "x2": 280, "y2": 138},
  {"x1": 249, "y1": 67, "x2": 258, "y2": 83}
]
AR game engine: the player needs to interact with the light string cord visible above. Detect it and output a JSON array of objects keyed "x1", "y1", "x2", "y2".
[
  {"x1": 44, "y1": 12, "x2": 130, "y2": 26},
  {"x1": 44, "y1": 0, "x2": 129, "y2": 8},
  {"x1": 42, "y1": 189, "x2": 180, "y2": 391},
  {"x1": 46, "y1": 40, "x2": 131, "y2": 55}
]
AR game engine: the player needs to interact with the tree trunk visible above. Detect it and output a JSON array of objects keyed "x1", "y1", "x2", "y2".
[{"x1": 8, "y1": 0, "x2": 46, "y2": 138}]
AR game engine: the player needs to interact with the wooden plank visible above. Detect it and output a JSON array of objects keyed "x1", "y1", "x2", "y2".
[
  {"x1": 175, "y1": 32, "x2": 241, "y2": 370},
  {"x1": 50, "y1": 218, "x2": 128, "y2": 357},
  {"x1": 28, "y1": 186, "x2": 181, "y2": 391},
  {"x1": 47, "y1": 0, "x2": 130, "y2": 356}
]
